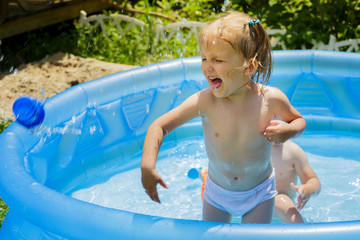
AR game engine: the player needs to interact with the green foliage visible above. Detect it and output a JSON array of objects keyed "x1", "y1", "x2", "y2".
[
  {"x1": 0, "y1": 196, "x2": 9, "y2": 228},
  {"x1": 0, "y1": 117, "x2": 12, "y2": 132},
  {"x1": 73, "y1": 0, "x2": 360, "y2": 65},
  {"x1": 0, "y1": 119, "x2": 12, "y2": 133},
  {"x1": 1, "y1": 0, "x2": 359, "y2": 71},
  {"x1": 0, "y1": 119, "x2": 11, "y2": 227},
  {"x1": 235, "y1": 0, "x2": 360, "y2": 50},
  {"x1": 1, "y1": 21, "x2": 79, "y2": 72},
  {"x1": 73, "y1": 0, "x2": 227, "y2": 65}
]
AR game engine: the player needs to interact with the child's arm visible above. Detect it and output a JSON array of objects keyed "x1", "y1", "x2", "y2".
[
  {"x1": 289, "y1": 142, "x2": 321, "y2": 210},
  {"x1": 291, "y1": 163, "x2": 321, "y2": 210},
  {"x1": 141, "y1": 90, "x2": 206, "y2": 203},
  {"x1": 263, "y1": 87, "x2": 306, "y2": 143},
  {"x1": 291, "y1": 177, "x2": 321, "y2": 210}
]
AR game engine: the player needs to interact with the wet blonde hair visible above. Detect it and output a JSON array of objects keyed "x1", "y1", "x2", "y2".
[{"x1": 199, "y1": 11, "x2": 272, "y2": 85}]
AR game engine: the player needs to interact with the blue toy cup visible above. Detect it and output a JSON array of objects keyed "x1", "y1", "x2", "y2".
[{"x1": 12, "y1": 96, "x2": 45, "y2": 128}]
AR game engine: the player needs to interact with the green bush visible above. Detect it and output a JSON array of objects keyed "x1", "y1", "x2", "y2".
[
  {"x1": 234, "y1": 0, "x2": 360, "y2": 50},
  {"x1": 0, "y1": 21, "x2": 79, "y2": 72},
  {"x1": 1, "y1": 0, "x2": 359, "y2": 71},
  {"x1": 74, "y1": 0, "x2": 224, "y2": 65}
]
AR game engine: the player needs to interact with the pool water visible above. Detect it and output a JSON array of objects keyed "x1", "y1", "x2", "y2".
[{"x1": 71, "y1": 131, "x2": 360, "y2": 224}]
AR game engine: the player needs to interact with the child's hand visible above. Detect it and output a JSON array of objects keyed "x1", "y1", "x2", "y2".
[
  {"x1": 290, "y1": 183, "x2": 311, "y2": 210},
  {"x1": 263, "y1": 120, "x2": 292, "y2": 143},
  {"x1": 141, "y1": 168, "x2": 168, "y2": 204}
]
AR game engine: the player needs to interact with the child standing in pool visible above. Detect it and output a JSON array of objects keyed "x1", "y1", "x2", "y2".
[{"x1": 141, "y1": 11, "x2": 306, "y2": 223}]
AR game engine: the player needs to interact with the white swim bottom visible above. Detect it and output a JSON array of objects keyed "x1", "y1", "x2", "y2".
[{"x1": 204, "y1": 170, "x2": 278, "y2": 217}]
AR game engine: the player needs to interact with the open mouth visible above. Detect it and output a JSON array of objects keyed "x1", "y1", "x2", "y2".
[{"x1": 209, "y1": 77, "x2": 222, "y2": 90}]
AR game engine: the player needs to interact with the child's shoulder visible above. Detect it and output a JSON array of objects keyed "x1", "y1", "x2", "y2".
[
  {"x1": 185, "y1": 88, "x2": 214, "y2": 112},
  {"x1": 197, "y1": 88, "x2": 216, "y2": 101},
  {"x1": 261, "y1": 85, "x2": 285, "y2": 97},
  {"x1": 283, "y1": 140, "x2": 307, "y2": 164},
  {"x1": 260, "y1": 85, "x2": 289, "y2": 103}
]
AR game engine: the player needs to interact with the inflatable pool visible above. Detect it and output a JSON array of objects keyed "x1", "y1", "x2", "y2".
[{"x1": 0, "y1": 50, "x2": 360, "y2": 239}]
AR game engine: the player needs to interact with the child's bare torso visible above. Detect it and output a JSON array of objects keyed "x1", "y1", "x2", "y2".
[
  {"x1": 200, "y1": 87, "x2": 274, "y2": 191},
  {"x1": 272, "y1": 142, "x2": 299, "y2": 199},
  {"x1": 273, "y1": 164, "x2": 297, "y2": 199}
]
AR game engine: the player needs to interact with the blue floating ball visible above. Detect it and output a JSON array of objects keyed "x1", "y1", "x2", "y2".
[{"x1": 187, "y1": 168, "x2": 200, "y2": 179}]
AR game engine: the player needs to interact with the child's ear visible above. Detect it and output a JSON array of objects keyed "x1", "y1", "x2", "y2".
[{"x1": 245, "y1": 59, "x2": 258, "y2": 76}]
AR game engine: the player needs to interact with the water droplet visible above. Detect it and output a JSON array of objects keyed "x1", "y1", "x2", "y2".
[
  {"x1": 90, "y1": 126, "x2": 96, "y2": 134},
  {"x1": 71, "y1": 116, "x2": 76, "y2": 124},
  {"x1": 39, "y1": 87, "x2": 45, "y2": 100}
]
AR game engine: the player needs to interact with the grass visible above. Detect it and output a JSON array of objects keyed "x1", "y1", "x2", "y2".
[
  {"x1": 0, "y1": 196, "x2": 9, "y2": 227},
  {"x1": 0, "y1": 119, "x2": 11, "y2": 228}
]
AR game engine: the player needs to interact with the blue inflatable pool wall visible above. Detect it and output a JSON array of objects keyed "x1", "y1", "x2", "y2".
[{"x1": 0, "y1": 50, "x2": 360, "y2": 239}]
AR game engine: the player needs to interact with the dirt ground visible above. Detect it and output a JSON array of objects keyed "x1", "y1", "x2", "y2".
[{"x1": 0, "y1": 52, "x2": 137, "y2": 120}]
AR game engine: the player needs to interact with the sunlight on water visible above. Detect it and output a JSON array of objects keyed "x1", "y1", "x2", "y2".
[
  {"x1": 73, "y1": 137, "x2": 207, "y2": 220},
  {"x1": 72, "y1": 132, "x2": 360, "y2": 223}
]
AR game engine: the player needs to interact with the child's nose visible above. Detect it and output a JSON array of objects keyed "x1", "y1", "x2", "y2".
[{"x1": 202, "y1": 62, "x2": 214, "y2": 73}]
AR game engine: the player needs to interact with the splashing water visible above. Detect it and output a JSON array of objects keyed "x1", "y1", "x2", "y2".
[{"x1": 39, "y1": 87, "x2": 46, "y2": 101}]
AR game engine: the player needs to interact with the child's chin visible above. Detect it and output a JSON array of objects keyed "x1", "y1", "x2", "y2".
[{"x1": 211, "y1": 88, "x2": 224, "y2": 97}]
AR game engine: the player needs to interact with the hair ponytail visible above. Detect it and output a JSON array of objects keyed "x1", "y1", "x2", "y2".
[{"x1": 248, "y1": 19, "x2": 272, "y2": 85}]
